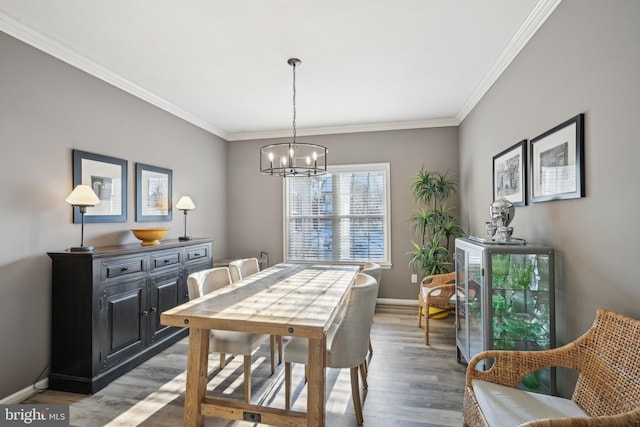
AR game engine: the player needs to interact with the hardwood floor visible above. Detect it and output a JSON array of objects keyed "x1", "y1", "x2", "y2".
[{"x1": 25, "y1": 307, "x2": 466, "y2": 426}]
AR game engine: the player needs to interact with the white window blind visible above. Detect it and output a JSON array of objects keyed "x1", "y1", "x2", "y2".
[{"x1": 284, "y1": 163, "x2": 390, "y2": 265}]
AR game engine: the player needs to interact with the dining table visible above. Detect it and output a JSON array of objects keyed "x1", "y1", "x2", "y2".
[{"x1": 160, "y1": 263, "x2": 360, "y2": 427}]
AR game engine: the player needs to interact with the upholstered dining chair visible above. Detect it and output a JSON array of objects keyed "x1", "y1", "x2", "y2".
[
  {"x1": 228, "y1": 257, "x2": 260, "y2": 283},
  {"x1": 228, "y1": 257, "x2": 282, "y2": 365},
  {"x1": 186, "y1": 266, "x2": 271, "y2": 403},
  {"x1": 417, "y1": 271, "x2": 456, "y2": 345},
  {"x1": 362, "y1": 262, "x2": 382, "y2": 285},
  {"x1": 357, "y1": 267, "x2": 379, "y2": 356},
  {"x1": 283, "y1": 273, "x2": 379, "y2": 425}
]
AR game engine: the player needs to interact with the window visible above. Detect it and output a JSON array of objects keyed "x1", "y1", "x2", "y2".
[{"x1": 284, "y1": 163, "x2": 390, "y2": 266}]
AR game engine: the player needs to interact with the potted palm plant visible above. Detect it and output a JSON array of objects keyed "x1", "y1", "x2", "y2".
[{"x1": 407, "y1": 167, "x2": 463, "y2": 277}]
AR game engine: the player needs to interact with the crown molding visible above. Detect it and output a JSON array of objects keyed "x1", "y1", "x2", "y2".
[
  {"x1": 0, "y1": 12, "x2": 229, "y2": 140},
  {"x1": 226, "y1": 117, "x2": 460, "y2": 141},
  {"x1": 2, "y1": 1, "x2": 560, "y2": 142},
  {"x1": 456, "y1": 0, "x2": 562, "y2": 123}
]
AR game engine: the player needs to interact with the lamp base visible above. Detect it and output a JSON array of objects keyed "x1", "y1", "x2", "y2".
[
  {"x1": 69, "y1": 246, "x2": 94, "y2": 252},
  {"x1": 179, "y1": 236, "x2": 192, "y2": 241}
]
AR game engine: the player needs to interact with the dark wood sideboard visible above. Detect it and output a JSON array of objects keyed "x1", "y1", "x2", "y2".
[{"x1": 47, "y1": 238, "x2": 213, "y2": 394}]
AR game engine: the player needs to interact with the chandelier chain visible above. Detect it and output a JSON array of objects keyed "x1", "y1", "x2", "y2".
[{"x1": 292, "y1": 61, "x2": 297, "y2": 143}]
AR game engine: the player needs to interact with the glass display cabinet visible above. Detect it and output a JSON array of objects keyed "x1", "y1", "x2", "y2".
[{"x1": 455, "y1": 237, "x2": 555, "y2": 394}]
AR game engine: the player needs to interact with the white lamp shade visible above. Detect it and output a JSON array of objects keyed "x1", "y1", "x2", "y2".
[
  {"x1": 66, "y1": 185, "x2": 100, "y2": 206},
  {"x1": 176, "y1": 196, "x2": 195, "y2": 210}
]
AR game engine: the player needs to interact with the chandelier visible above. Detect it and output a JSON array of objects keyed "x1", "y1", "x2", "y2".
[{"x1": 260, "y1": 58, "x2": 328, "y2": 177}]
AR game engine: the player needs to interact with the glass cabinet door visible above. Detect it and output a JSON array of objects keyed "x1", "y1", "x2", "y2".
[
  {"x1": 455, "y1": 248, "x2": 468, "y2": 362},
  {"x1": 488, "y1": 251, "x2": 555, "y2": 394},
  {"x1": 467, "y1": 250, "x2": 483, "y2": 363},
  {"x1": 455, "y1": 244, "x2": 484, "y2": 365},
  {"x1": 491, "y1": 253, "x2": 552, "y2": 353}
]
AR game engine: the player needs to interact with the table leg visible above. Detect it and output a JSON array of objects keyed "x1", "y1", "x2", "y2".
[
  {"x1": 306, "y1": 335, "x2": 326, "y2": 427},
  {"x1": 184, "y1": 328, "x2": 209, "y2": 427}
]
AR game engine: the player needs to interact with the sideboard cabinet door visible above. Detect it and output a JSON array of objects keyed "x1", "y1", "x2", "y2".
[{"x1": 100, "y1": 277, "x2": 147, "y2": 372}]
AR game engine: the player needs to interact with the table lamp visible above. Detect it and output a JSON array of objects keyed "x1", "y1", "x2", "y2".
[
  {"x1": 176, "y1": 196, "x2": 195, "y2": 241},
  {"x1": 66, "y1": 185, "x2": 101, "y2": 252}
]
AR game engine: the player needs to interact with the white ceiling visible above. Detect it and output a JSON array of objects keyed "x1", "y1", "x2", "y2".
[{"x1": 0, "y1": 0, "x2": 560, "y2": 141}]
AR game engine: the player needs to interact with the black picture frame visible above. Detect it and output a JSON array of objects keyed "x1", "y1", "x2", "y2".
[
  {"x1": 72, "y1": 149, "x2": 127, "y2": 223},
  {"x1": 135, "y1": 163, "x2": 172, "y2": 222},
  {"x1": 493, "y1": 140, "x2": 527, "y2": 207},
  {"x1": 530, "y1": 113, "x2": 585, "y2": 203}
]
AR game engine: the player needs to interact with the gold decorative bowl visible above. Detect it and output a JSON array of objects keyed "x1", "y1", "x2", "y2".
[{"x1": 130, "y1": 228, "x2": 169, "y2": 246}]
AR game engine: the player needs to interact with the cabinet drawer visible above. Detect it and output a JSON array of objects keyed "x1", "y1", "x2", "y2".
[
  {"x1": 186, "y1": 245, "x2": 209, "y2": 262},
  {"x1": 101, "y1": 256, "x2": 146, "y2": 281},
  {"x1": 150, "y1": 251, "x2": 181, "y2": 270}
]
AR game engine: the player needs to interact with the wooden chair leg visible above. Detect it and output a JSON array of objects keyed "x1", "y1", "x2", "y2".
[
  {"x1": 277, "y1": 336, "x2": 283, "y2": 364},
  {"x1": 285, "y1": 362, "x2": 292, "y2": 410},
  {"x1": 359, "y1": 362, "x2": 368, "y2": 389},
  {"x1": 350, "y1": 367, "x2": 364, "y2": 425},
  {"x1": 417, "y1": 300, "x2": 423, "y2": 328},
  {"x1": 219, "y1": 353, "x2": 226, "y2": 369},
  {"x1": 243, "y1": 354, "x2": 252, "y2": 404},
  {"x1": 424, "y1": 307, "x2": 430, "y2": 345},
  {"x1": 270, "y1": 336, "x2": 276, "y2": 374}
]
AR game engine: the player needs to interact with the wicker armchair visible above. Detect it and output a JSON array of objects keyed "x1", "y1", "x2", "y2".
[
  {"x1": 417, "y1": 272, "x2": 456, "y2": 344},
  {"x1": 463, "y1": 308, "x2": 640, "y2": 427}
]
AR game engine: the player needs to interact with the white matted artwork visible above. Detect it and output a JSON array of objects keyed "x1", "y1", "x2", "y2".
[
  {"x1": 530, "y1": 114, "x2": 585, "y2": 202},
  {"x1": 135, "y1": 163, "x2": 172, "y2": 221},
  {"x1": 72, "y1": 149, "x2": 128, "y2": 223},
  {"x1": 493, "y1": 140, "x2": 527, "y2": 206}
]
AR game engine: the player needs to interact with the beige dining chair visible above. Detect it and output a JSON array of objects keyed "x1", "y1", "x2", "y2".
[
  {"x1": 186, "y1": 266, "x2": 271, "y2": 403},
  {"x1": 283, "y1": 273, "x2": 379, "y2": 425},
  {"x1": 362, "y1": 261, "x2": 381, "y2": 285},
  {"x1": 360, "y1": 263, "x2": 381, "y2": 355},
  {"x1": 228, "y1": 257, "x2": 282, "y2": 365},
  {"x1": 228, "y1": 257, "x2": 260, "y2": 283}
]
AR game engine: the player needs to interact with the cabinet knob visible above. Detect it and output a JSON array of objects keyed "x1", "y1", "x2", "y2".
[
  {"x1": 141, "y1": 310, "x2": 149, "y2": 316},
  {"x1": 150, "y1": 307, "x2": 157, "y2": 312},
  {"x1": 164, "y1": 259, "x2": 170, "y2": 263},
  {"x1": 121, "y1": 266, "x2": 129, "y2": 272}
]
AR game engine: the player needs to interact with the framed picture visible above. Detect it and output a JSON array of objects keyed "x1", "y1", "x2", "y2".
[
  {"x1": 136, "y1": 163, "x2": 172, "y2": 222},
  {"x1": 530, "y1": 113, "x2": 585, "y2": 202},
  {"x1": 72, "y1": 149, "x2": 127, "y2": 223},
  {"x1": 493, "y1": 140, "x2": 527, "y2": 206}
]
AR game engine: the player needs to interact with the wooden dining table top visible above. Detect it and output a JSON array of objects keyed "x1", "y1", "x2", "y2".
[{"x1": 161, "y1": 263, "x2": 360, "y2": 339}]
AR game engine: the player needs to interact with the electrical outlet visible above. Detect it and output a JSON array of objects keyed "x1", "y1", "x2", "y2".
[{"x1": 411, "y1": 274, "x2": 418, "y2": 283}]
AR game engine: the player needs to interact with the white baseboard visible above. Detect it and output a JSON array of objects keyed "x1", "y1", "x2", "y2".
[
  {"x1": 0, "y1": 379, "x2": 48, "y2": 404},
  {"x1": 376, "y1": 298, "x2": 418, "y2": 306}
]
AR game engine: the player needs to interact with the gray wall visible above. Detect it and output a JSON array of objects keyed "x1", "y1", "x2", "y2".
[
  {"x1": 0, "y1": 32, "x2": 227, "y2": 399},
  {"x1": 227, "y1": 127, "x2": 459, "y2": 300},
  {"x1": 459, "y1": 0, "x2": 640, "y2": 395}
]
